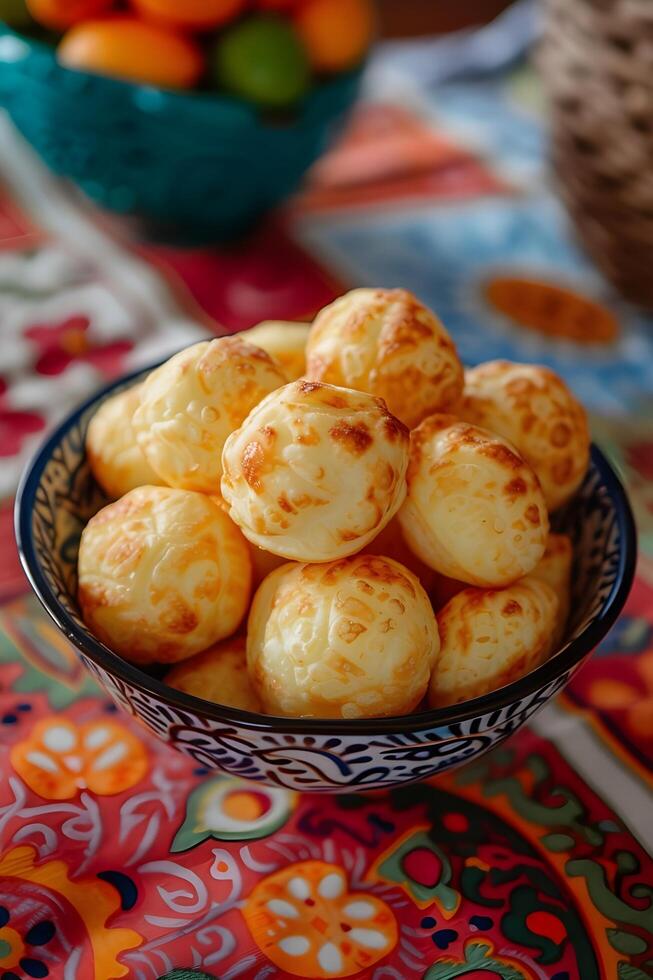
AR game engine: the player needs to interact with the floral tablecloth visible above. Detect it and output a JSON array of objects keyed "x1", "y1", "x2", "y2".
[{"x1": 1, "y1": 61, "x2": 652, "y2": 980}]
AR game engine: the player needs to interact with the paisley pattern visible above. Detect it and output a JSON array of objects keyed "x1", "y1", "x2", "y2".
[{"x1": 17, "y1": 367, "x2": 634, "y2": 792}]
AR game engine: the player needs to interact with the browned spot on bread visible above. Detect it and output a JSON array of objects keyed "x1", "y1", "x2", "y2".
[
  {"x1": 479, "y1": 441, "x2": 523, "y2": 470},
  {"x1": 88, "y1": 493, "x2": 150, "y2": 527},
  {"x1": 407, "y1": 413, "x2": 457, "y2": 479},
  {"x1": 105, "y1": 537, "x2": 144, "y2": 572},
  {"x1": 551, "y1": 422, "x2": 571, "y2": 447},
  {"x1": 505, "y1": 477, "x2": 527, "y2": 496},
  {"x1": 502, "y1": 599, "x2": 522, "y2": 616},
  {"x1": 207, "y1": 335, "x2": 277, "y2": 368},
  {"x1": 384, "y1": 413, "x2": 409, "y2": 443},
  {"x1": 78, "y1": 581, "x2": 112, "y2": 612},
  {"x1": 260, "y1": 424, "x2": 276, "y2": 444},
  {"x1": 278, "y1": 493, "x2": 295, "y2": 514},
  {"x1": 506, "y1": 376, "x2": 536, "y2": 396},
  {"x1": 521, "y1": 412, "x2": 537, "y2": 434},
  {"x1": 292, "y1": 493, "x2": 328, "y2": 509},
  {"x1": 329, "y1": 421, "x2": 372, "y2": 455},
  {"x1": 298, "y1": 379, "x2": 323, "y2": 394},
  {"x1": 525, "y1": 504, "x2": 541, "y2": 526},
  {"x1": 353, "y1": 555, "x2": 416, "y2": 595},
  {"x1": 339, "y1": 529, "x2": 361, "y2": 542},
  {"x1": 295, "y1": 425, "x2": 320, "y2": 446},
  {"x1": 241, "y1": 440, "x2": 268, "y2": 494},
  {"x1": 298, "y1": 379, "x2": 348, "y2": 409},
  {"x1": 160, "y1": 599, "x2": 198, "y2": 635},
  {"x1": 336, "y1": 621, "x2": 367, "y2": 645},
  {"x1": 333, "y1": 654, "x2": 366, "y2": 676},
  {"x1": 553, "y1": 457, "x2": 573, "y2": 482}
]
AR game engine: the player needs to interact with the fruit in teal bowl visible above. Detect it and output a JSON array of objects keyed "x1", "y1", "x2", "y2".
[{"x1": 0, "y1": 24, "x2": 361, "y2": 239}]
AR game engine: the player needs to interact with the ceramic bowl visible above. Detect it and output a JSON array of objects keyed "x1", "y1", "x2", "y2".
[
  {"x1": 0, "y1": 25, "x2": 360, "y2": 240},
  {"x1": 15, "y1": 363, "x2": 636, "y2": 792}
]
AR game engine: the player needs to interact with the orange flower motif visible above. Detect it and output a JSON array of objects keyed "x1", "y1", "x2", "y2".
[
  {"x1": 10, "y1": 716, "x2": 148, "y2": 800},
  {"x1": 0, "y1": 924, "x2": 24, "y2": 972},
  {"x1": 243, "y1": 860, "x2": 398, "y2": 978},
  {"x1": 0, "y1": 845, "x2": 140, "y2": 980}
]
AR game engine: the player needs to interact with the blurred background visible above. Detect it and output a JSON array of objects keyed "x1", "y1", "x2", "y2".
[{"x1": 0, "y1": 0, "x2": 652, "y2": 603}]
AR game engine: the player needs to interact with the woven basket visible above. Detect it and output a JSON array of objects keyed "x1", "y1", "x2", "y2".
[{"x1": 540, "y1": 0, "x2": 653, "y2": 307}]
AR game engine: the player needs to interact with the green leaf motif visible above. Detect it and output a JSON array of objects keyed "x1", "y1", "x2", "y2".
[
  {"x1": 617, "y1": 963, "x2": 653, "y2": 980},
  {"x1": 566, "y1": 858, "x2": 653, "y2": 931},
  {"x1": 375, "y1": 829, "x2": 458, "y2": 913},
  {"x1": 424, "y1": 940, "x2": 528, "y2": 979},
  {"x1": 171, "y1": 776, "x2": 296, "y2": 853},
  {"x1": 607, "y1": 929, "x2": 648, "y2": 955},
  {"x1": 541, "y1": 832, "x2": 575, "y2": 852}
]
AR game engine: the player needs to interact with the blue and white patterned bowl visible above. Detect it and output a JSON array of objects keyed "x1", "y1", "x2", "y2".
[{"x1": 15, "y1": 365, "x2": 637, "y2": 792}]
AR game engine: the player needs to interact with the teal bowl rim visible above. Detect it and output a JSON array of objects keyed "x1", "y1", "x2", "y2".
[
  {"x1": 0, "y1": 21, "x2": 364, "y2": 129},
  {"x1": 14, "y1": 363, "x2": 638, "y2": 736}
]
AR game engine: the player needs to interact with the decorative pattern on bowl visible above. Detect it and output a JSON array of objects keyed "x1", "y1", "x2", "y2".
[{"x1": 15, "y1": 367, "x2": 637, "y2": 792}]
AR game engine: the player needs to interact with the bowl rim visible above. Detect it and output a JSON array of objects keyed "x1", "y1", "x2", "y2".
[{"x1": 15, "y1": 365, "x2": 638, "y2": 736}]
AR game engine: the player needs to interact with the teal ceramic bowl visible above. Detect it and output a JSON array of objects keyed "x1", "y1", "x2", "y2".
[{"x1": 0, "y1": 25, "x2": 361, "y2": 239}]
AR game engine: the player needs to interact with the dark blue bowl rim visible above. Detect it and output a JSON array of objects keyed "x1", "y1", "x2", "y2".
[{"x1": 15, "y1": 365, "x2": 638, "y2": 736}]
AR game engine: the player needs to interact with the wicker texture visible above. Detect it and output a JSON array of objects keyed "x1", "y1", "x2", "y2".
[{"x1": 540, "y1": 0, "x2": 653, "y2": 307}]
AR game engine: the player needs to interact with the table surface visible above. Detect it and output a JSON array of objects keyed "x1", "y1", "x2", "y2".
[{"x1": 0, "y1": 52, "x2": 652, "y2": 980}]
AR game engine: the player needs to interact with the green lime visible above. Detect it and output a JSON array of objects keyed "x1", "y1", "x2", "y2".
[
  {"x1": 0, "y1": 0, "x2": 32, "y2": 28},
  {"x1": 211, "y1": 14, "x2": 310, "y2": 109}
]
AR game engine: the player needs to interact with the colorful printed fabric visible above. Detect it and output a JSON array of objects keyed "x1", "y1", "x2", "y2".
[{"x1": 1, "y1": 60, "x2": 653, "y2": 980}]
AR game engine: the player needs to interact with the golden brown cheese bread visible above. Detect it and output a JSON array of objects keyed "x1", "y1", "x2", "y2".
[
  {"x1": 459, "y1": 360, "x2": 590, "y2": 511},
  {"x1": 305, "y1": 287, "x2": 463, "y2": 428},
  {"x1": 221, "y1": 380, "x2": 409, "y2": 562},
  {"x1": 398, "y1": 414, "x2": 549, "y2": 587},
  {"x1": 240, "y1": 321, "x2": 310, "y2": 382},
  {"x1": 528, "y1": 532, "x2": 573, "y2": 648},
  {"x1": 166, "y1": 637, "x2": 261, "y2": 712},
  {"x1": 78, "y1": 486, "x2": 251, "y2": 665},
  {"x1": 86, "y1": 384, "x2": 164, "y2": 499},
  {"x1": 247, "y1": 555, "x2": 439, "y2": 719},
  {"x1": 132, "y1": 337, "x2": 287, "y2": 494},
  {"x1": 428, "y1": 577, "x2": 558, "y2": 708}
]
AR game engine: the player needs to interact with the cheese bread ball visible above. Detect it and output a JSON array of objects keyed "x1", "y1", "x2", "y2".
[
  {"x1": 132, "y1": 337, "x2": 287, "y2": 494},
  {"x1": 240, "y1": 321, "x2": 310, "y2": 382},
  {"x1": 247, "y1": 555, "x2": 439, "y2": 719},
  {"x1": 363, "y1": 516, "x2": 438, "y2": 595},
  {"x1": 166, "y1": 637, "x2": 261, "y2": 712},
  {"x1": 305, "y1": 287, "x2": 464, "y2": 428},
  {"x1": 78, "y1": 486, "x2": 252, "y2": 666},
  {"x1": 428, "y1": 577, "x2": 558, "y2": 708},
  {"x1": 86, "y1": 385, "x2": 164, "y2": 499},
  {"x1": 398, "y1": 415, "x2": 549, "y2": 587},
  {"x1": 221, "y1": 380, "x2": 409, "y2": 561},
  {"x1": 460, "y1": 361, "x2": 590, "y2": 511},
  {"x1": 529, "y1": 532, "x2": 573, "y2": 648}
]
